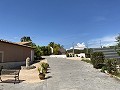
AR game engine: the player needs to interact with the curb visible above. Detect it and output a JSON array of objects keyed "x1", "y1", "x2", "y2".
[{"x1": 104, "y1": 71, "x2": 120, "y2": 80}]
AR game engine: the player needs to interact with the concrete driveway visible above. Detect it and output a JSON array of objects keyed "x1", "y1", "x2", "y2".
[{"x1": 1, "y1": 57, "x2": 120, "y2": 90}]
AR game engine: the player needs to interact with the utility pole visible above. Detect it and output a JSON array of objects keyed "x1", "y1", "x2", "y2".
[
  {"x1": 86, "y1": 42, "x2": 88, "y2": 54},
  {"x1": 100, "y1": 40, "x2": 102, "y2": 48},
  {"x1": 72, "y1": 42, "x2": 74, "y2": 55}
]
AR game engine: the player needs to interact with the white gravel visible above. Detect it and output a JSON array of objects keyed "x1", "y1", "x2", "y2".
[{"x1": 0, "y1": 57, "x2": 120, "y2": 90}]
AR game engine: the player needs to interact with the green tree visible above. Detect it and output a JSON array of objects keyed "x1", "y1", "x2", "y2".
[
  {"x1": 40, "y1": 46, "x2": 51, "y2": 56},
  {"x1": 116, "y1": 34, "x2": 120, "y2": 47},
  {"x1": 49, "y1": 42, "x2": 54, "y2": 48},
  {"x1": 20, "y1": 36, "x2": 32, "y2": 42},
  {"x1": 20, "y1": 36, "x2": 43, "y2": 60},
  {"x1": 48, "y1": 42, "x2": 61, "y2": 55}
]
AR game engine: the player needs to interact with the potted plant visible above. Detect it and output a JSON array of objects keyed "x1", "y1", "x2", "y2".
[
  {"x1": 41, "y1": 62, "x2": 49, "y2": 73},
  {"x1": 38, "y1": 67, "x2": 46, "y2": 80},
  {"x1": 38, "y1": 62, "x2": 50, "y2": 80}
]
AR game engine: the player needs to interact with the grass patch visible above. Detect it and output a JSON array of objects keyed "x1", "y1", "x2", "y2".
[{"x1": 81, "y1": 59, "x2": 92, "y2": 64}]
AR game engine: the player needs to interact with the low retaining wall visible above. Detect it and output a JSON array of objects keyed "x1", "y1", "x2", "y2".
[
  {"x1": 0, "y1": 61, "x2": 25, "y2": 69},
  {"x1": 50, "y1": 55, "x2": 66, "y2": 58}
]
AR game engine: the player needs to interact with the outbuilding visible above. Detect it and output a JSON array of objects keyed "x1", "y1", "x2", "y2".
[{"x1": 0, "y1": 39, "x2": 34, "y2": 69}]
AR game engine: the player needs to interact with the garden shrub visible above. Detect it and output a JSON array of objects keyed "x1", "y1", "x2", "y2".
[
  {"x1": 66, "y1": 53, "x2": 69, "y2": 57},
  {"x1": 105, "y1": 59, "x2": 118, "y2": 75},
  {"x1": 76, "y1": 54, "x2": 78, "y2": 57},
  {"x1": 72, "y1": 54, "x2": 74, "y2": 57},
  {"x1": 91, "y1": 52, "x2": 105, "y2": 69},
  {"x1": 101, "y1": 66, "x2": 107, "y2": 73},
  {"x1": 85, "y1": 53, "x2": 90, "y2": 58},
  {"x1": 81, "y1": 56, "x2": 84, "y2": 58},
  {"x1": 70, "y1": 54, "x2": 72, "y2": 57}
]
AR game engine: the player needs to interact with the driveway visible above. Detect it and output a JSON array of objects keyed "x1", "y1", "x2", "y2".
[{"x1": 0, "y1": 57, "x2": 120, "y2": 90}]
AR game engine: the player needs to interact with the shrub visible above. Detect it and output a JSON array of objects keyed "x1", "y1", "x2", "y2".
[
  {"x1": 85, "y1": 53, "x2": 90, "y2": 58},
  {"x1": 76, "y1": 55, "x2": 78, "y2": 57},
  {"x1": 105, "y1": 59, "x2": 118, "y2": 75},
  {"x1": 38, "y1": 66, "x2": 46, "y2": 75},
  {"x1": 72, "y1": 54, "x2": 74, "y2": 57},
  {"x1": 41, "y1": 62, "x2": 49, "y2": 70},
  {"x1": 70, "y1": 54, "x2": 72, "y2": 57},
  {"x1": 66, "y1": 53, "x2": 69, "y2": 57},
  {"x1": 101, "y1": 66, "x2": 107, "y2": 73},
  {"x1": 91, "y1": 52, "x2": 105, "y2": 69},
  {"x1": 81, "y1": 56, "x2": 84, "y2": 58},
  {"x1": 97, "y1": 63, "x2": 106, "y2": 69}
]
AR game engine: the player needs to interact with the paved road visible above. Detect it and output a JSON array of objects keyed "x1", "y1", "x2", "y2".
[{"x1": 1, "y1": 57, "x2": 120, "y2": 90}]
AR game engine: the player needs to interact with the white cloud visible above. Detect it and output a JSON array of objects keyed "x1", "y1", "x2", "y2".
[
  {"x1": 70, "y1": 43, "x2": 86, "y2": 50},
  {"x1": 88, "y1": 35, "x2": 117, "y2": 48}
]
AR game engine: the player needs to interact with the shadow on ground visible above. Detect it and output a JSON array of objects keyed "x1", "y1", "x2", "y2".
[
  {"x1": 45, "y1": 76, "x2": 52, "y2": 80},
  {"x1": 0, "y1": 79, "x2": 25, "y2": 84}
]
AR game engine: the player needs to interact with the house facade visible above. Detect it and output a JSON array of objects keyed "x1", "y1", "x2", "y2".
[{"x1": 0, "y1": 40, "x2": 34, "y2": 69}]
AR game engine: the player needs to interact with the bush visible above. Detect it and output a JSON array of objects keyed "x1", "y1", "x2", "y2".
[
  {"x1": 70, "y1": 54, "x2": 72, "y2": 57},
  {"x1": 72, "y1": 54, "x2": 74, "y2": 57},
  {"x1": 85, "y1": 53, "x2": 90, "y2": 58},
  {"x1": 96, "y1": 63, "x2": 106, "y2": 69},
  {"x1": 66, "y1": 53, "x2": 69, "y2": 57},
  {"x1": 101, "y1": 66, "x2": 107, "y2": 73},
  {"x1": 76, "y1": 54, "x2": 78, "y2": 57},
  {"x1": 81, "y1": 56, "x2": 84, "y2": 58},
  {"x1": 91, "y1": 52, "x2": 105, "y2": 69},
  {"x1": 105, "y1": 59, "x2": 118, "y2": 75},
  {"x1": 41, "y1": 62, "x2": 49, "y2": 70}
]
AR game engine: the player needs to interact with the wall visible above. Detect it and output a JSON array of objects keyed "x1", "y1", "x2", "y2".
[
  {"x1": 50, "y1": 55, "x2": 66, "y2": 58},
  {"x1": 0, "y1": 61, "x2": 25, "y2": 69},
  {"x1": 0, "y1": 41, "x2": 34, "y2": 63}
]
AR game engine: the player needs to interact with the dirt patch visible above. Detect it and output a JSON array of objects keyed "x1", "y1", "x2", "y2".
[{"x1": 19, "y1": 59, "x2": 47, "y2": 83}]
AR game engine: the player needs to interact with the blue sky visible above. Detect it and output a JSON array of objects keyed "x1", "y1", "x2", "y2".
[{"x1": 0, "y1": 0, "x2": 120, "y2": 49}]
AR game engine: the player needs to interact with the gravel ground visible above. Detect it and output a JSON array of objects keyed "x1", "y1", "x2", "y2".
[{"x1": 0, "y1": 57, "x2": 120, "y2": 90}]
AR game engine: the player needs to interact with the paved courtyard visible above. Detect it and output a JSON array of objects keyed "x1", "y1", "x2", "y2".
[{"x1": 0, "y1": 57, "x2": 120, "y2": 90}]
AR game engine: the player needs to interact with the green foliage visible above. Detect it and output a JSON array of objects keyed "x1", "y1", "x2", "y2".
[
  {"x1": 70, "y1": 54, "x2": 72, "y2": 57},
  {"x1": 38, "y1": 67, "x2": 46, "y2": 74},
  {"x1": 101, "y1": 66, "x2": 107, "y2": 73},
  {"x1": 76, "y1": 54, "x2": 78, "y2": 57},
  {"x1": 20, "y1": 36, "x2": 32, "y2": 42},
  {"x1": 20, "y1": 36, "x2": 42, "y2": 60},
  {"x1": 48, "y1": 42, "x2": 62, "y2": 55},
  {"x1": 48, "y1": 42, "x2": 54, "y2": 48},
  {"x1": 117, "y1": 50, "x2": 120, "y2": 56},
  {"x1": 91, "y1": 52, "x2": 105, "y2": 68},
  {"x1": 40, "y1": 46, "x2": 51, "y2": 56},
  {"x1": 38, "y1": 62, "x2": 49, "y2": 74},
  {"x1": 41, "y1": 62, "x2": 49, "y2": 70},
  {"x1": 85, "y1": 53, "x2": 91, "y2": 58},
  {"x1": 66, "y1": 53, "x2": 69, "y2": 57},
  {"x1": 105, "y1": 59, "x2": 118, "y2": 75},
  {"x1": 116, "y1": 34, "x2": 120, "y2": 47},
  {"x1": 72, "y1": 54, "x2": 74, "y2": 57},
  {"x1": 81, "y1": 56, "x2": 84, "y2": 58}
]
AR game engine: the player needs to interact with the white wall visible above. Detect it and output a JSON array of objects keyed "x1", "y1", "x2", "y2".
[
  {"x1": 50, "y1": 55, "x2": 66, "y2": 58},
  {"x1": 76, "y1": 53, "x2": 86, "y2": 58}
]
